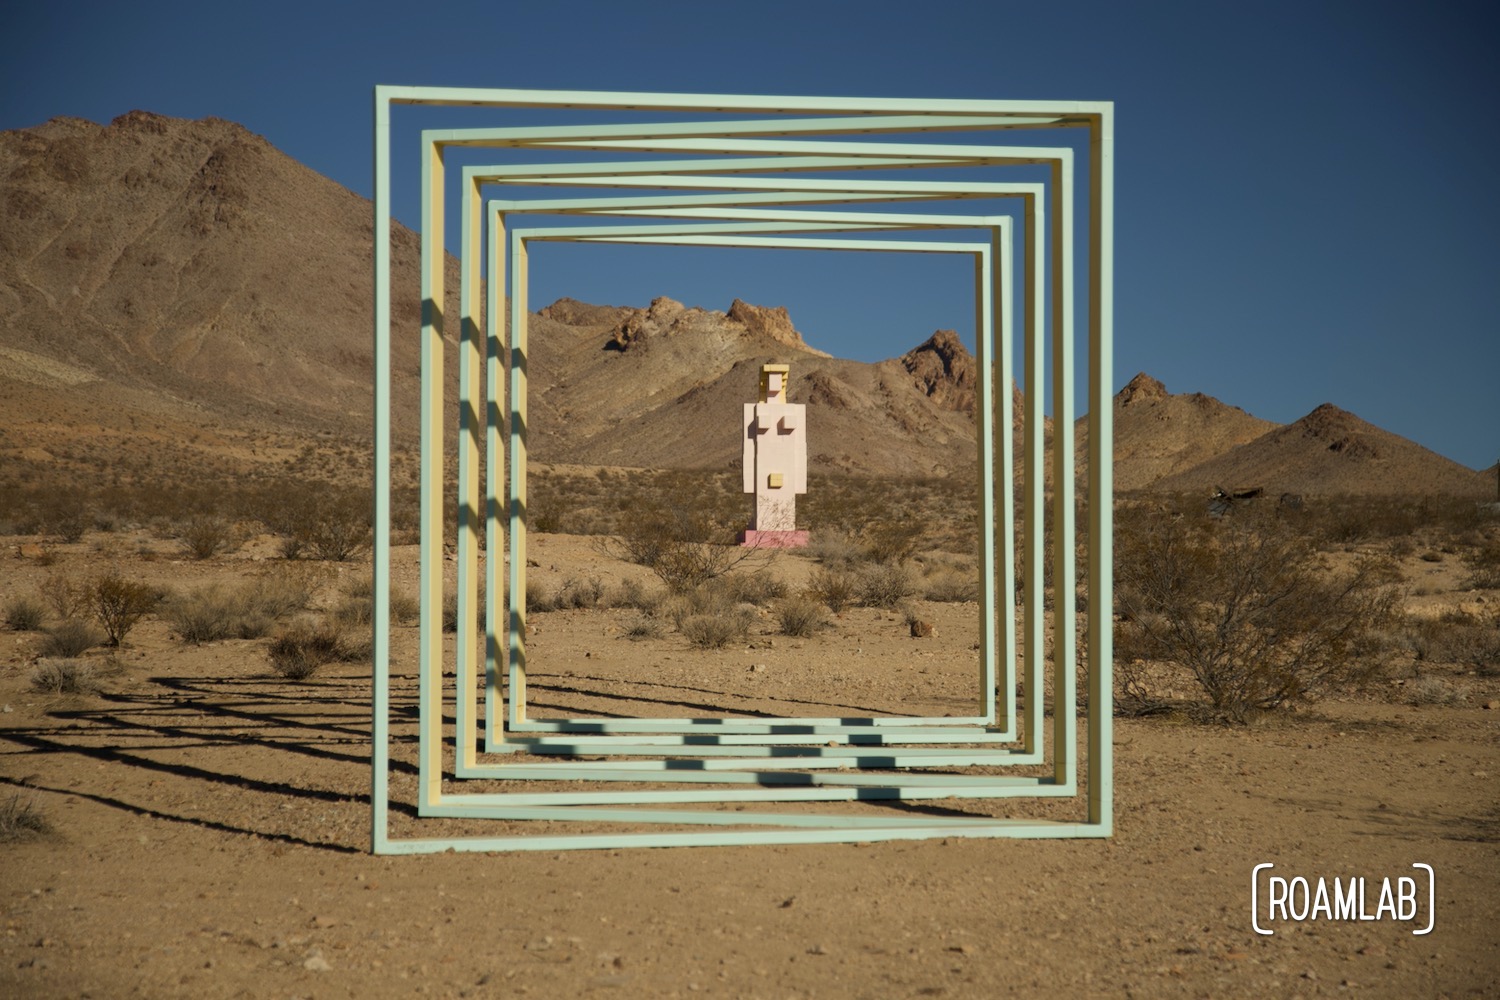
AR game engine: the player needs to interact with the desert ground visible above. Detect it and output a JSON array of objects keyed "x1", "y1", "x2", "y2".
[{"x1": 2, "y1": 517, "x2": 1498, "y2": 1000}]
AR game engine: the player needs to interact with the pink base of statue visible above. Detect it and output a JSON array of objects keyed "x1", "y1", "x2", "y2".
[{"x1": 738, "y1": 529, "x2": 809, "y2": 549}]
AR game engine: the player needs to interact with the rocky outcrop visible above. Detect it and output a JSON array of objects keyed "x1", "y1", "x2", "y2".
[
  {"x1": 607, "y1": 296, "x2": 689, "y2": 351},
  {"x1": 726, "y1": 298, "x2": 828, "y2": 356},
  {"x1": 899, "y1": 330, "x2": 976, "y2": 416},
  {"x1": 1295, "y1": 403, "x2": 1382, "y2": 459},
  {"x1": 1116, "y1": 372, "x2": 1168, "y2": 406}
]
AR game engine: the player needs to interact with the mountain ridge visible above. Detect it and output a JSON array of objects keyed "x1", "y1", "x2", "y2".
[{"x1": 1, "y1": 111, "x2": 1488, "y2": 497}]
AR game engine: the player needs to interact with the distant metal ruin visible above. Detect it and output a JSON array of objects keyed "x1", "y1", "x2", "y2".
[{"x1": 371, "y1": 86, "x2": 1114, "y2": 853}]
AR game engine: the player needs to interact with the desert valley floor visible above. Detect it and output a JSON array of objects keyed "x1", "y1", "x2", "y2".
[{"x1": 2, "y1": 529, "x2": 1497, "y2": 1000}]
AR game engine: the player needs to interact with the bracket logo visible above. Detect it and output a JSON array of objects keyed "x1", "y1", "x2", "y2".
[{"x1": 1251, "y1": 863, "x2": 1434, "y2": 936}]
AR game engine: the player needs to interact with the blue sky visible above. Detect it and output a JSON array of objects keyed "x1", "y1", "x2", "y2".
[{"x1": 3, "y1": 0, "x2": 1496, "y2": 471}]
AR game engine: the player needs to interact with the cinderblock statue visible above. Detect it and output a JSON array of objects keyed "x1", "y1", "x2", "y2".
[{"x1": 740, "y1": 363, "x2": 808, "y2": 547}]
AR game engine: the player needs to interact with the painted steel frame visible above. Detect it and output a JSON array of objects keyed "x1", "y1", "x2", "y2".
[
  {"x1": 459, "y1": 189, "x2": 1048, "y2": 789},
  {"x1": 471, "y1": 205, "x2": 1027, "y2": 742},
  {"x1": 443, "y1": 142, "x2": 1066, "y2": 775},
  {"x1": 372, "y1": 86, "x2": 1113, "y2": 854},
  {"x1": 445, "y1": 206, "x2": 1062, "y2": 809}
]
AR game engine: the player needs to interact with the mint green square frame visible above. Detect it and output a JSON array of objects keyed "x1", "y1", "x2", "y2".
[{"x1": 372, "y1": 87, "x2": 1113, "y2": 853}]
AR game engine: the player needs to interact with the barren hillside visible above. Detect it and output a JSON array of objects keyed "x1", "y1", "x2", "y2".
[
  {"x1": 0, "y1": 111, "x2": 460, "y2": 444},
  {"x1": 1152, "y1": 402, "x2": 1491, "y2": 497},
  {"x1": 528, "y1": 298, "x2": 988, "y2": 477},
  {"x1": 1, "y1": 111, "x2": 1487, "y2": 497},
  {"x1": 1084, "y1": 373, "x2": 1279, "y2": 492}
]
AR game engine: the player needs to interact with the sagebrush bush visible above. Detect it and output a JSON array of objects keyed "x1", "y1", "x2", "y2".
[
  {"x1": 264, "y1": 487, "x2": 370, "y2": 561},
  {"x1": 1409, "y1": 676, "x2": 1464, "y2": 706},
  {"x1": 39, "y1": 571, "x2": 85, "y2": 620},
  {"x1": 681, "y1": 609, "x2": 754, "y2": 650},
  {"x1": 606, "y1": 504, "x2": 756, "y2": 593},
  {"x1": 268, "y1": 621, "x2": 357, "y2": 680},
  {"x1": 609, "y1": 577, "x2": 661, "y2": 612},
  {"x1": 30, "y1": 658, "x2": 99, "y2": 695},
  {"x1": 623, "y1": 613, "x2": 665, "y2": 640},
  {"x1": 162, "y1": 585, "x2": 239, "y2": 644},
  {"x1": 857, "y1": 561, "x2": 919, "y2": 608},
  {"x1": 1408, "y1": 610, "x2": 1500, "y2": 674},
  {"x1": 0, "y1": 795, "x2": 53, "y2": 843},
  {"x1": 240, "y1": 567, "x2": 322, "y2": 620},
  {"x1": 809, "y1": 567, "x2": 858, "y2": 614},
  {"x1": 3, "y1": 595, "x2": 46, "y2": 631},
  {"x1": 1115, "y1": 506, "x2": 1402, "y2": 721},
  {"x1": 922, "y1": 569, "x2": 978, "y2": 603},
  {"x1": 163, "y1": 569, "x2": 323, "y2": 644},
  {"x1": 721, "y1": 572, "x2": 787, "y2": 606},
  {"x1": 557, "y1": 576, "x2": 606, "y2": 610},
  {"x1": 806, "y1": 530, "x2": 865, "y2": 570},
  {"x1": 39, "y1": 619, "x2": 104, "y2": 658},
  {"x1": 89, "y1": 571, "x2": 158, "y2": 647},
  {"x1": 437, "y1": 585, "x2": 484, "y2": 631},
  {"x1": 863, "y1": 522, "x2": 922, "y2": 564},
  {"x1": 1462, "y1": 535, "x2": 1500, "y2": 589},
  {"x1": 774, "y1": 595, "x2": 826, "y2": 637},
  {"x1": 179, "y1": 515, "x2": 236, "y2": 560}
]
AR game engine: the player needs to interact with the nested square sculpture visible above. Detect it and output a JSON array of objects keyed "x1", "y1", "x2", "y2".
[{"x1": 372, "y1": 86, "x2": 1114, "y2": 853}]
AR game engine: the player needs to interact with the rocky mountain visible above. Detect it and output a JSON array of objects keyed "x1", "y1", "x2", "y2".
[
  {"x1": 1089, "y1": 373, "x2": 1279, "y2": 492},
  {"x1": 0, "y1": 111, "x2": 1487, "y2": 497},
  {"x1": 1151, "y1": 402, "x2": 1490, "y2": 497},
  {"x1": 528, "y1": 297, "x2": 984, "y2": 478},
  {"x1": 0, "y1": 110, "x2": 460, "y2": 445}
]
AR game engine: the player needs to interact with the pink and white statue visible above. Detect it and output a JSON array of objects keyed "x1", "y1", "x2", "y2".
[{"x1": 740, "y1": 363, "x2": 809, "y2": 547}]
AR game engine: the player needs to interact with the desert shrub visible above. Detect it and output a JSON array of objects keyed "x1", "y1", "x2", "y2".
[
  {"x1": 658, "y1": 585, "x2": 729, "y2": 630},
  {"x1": 806, "y1": 530, "x2": 865, "y2": 570},
  {"x1": 178, "y1": 515, "x2": 236, "y2": 560},
  {"x1": 809, "y1": 567, "x2": 858, "y2": 614},
  {"x1": 923, "y1": 569, "x2": 978, "y2": 603},
  {"x1": 30, "y1": 658, "x2": 100, "y2": 695},
  {"x1": 4, "y1": 595, "x2": 46, "y2": 631},
  {"x1": 557, "y1": 576, "x2": 606, "y2": 610},
  {"x1": 681, "y1": 608, "x2": 754, "y2": 650},
  {"x1": 1116, "y1": 507, "x2": 1402, "y2": 721},
  {"x1": 163, "y1": 569, "x2": 324, "y2": 644},
  {"x1": 47, "y1": 492, "x2": 89, "y2": 543},
  {"x1": 1409, "y1": 676, "x2": 1464, "y2": 707},
  {"x1": 622, "y1": 613, "x2": 665, "y2": 640},
  {"x1": 334, "y1": 595, "x2": 372, "y2": 627},
  {"x1": 39, "y1": 619, "x2": 104, "y2": 658},
  {"x1": 864, "y1": 521, "x2": 922, "y2": 564},
  {"x1": 391, "y1": 589, "x2": 421, "y2": 623},
  {"x1": 1462, "y1": 535, "x2": 1500, "y2": 589},
  {"x1": 857, "y1": 561, "x2": 919, "y2": 608},
  {"x1": 239, "y1": 566, "x2": 322, "y2": 620},
  {"x1": 161, "y1": 585, "x2": 238, "y2": 644},
  {"x1": 39, "y1": 571, "x2": 85, "y2": 620},
  {"x1": 526, "y1": 577, "x2": 555, "y2": 613},
  {"x1": 88, "y1": 571, "x2": 159, "y2": 647},
  {"x1": 774, "y1": 595, "x2": 826, "y2": 637},
  {"x1": 721, "y1": 572, "x2": 787, "y2": 606},
  {"x1": 0, "y1": 795, "x2": 53, "y2": 842},
  {"x1": 1409, "y1": 610, "x2": 1500, "y2": 675},
  {"x1": 268, "y1": 621, "x2": 355, "y2": 680},
  {"x1": 265, "y1": 487, "x2": 370, "y2": 562},
  {"x1": 657, "y1": 583, "x2": 756, "y2": 648},
  {"x1": 609, "y1": 576, "x2": 661, "y2": 612},
  {"x1": 606, "y1": 504, "x2": 755, "y2": 593}
]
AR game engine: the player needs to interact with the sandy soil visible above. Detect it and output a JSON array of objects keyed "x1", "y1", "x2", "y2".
[{"x1": 2, "y1": 531, "x2": 1498, "y2": 999}]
